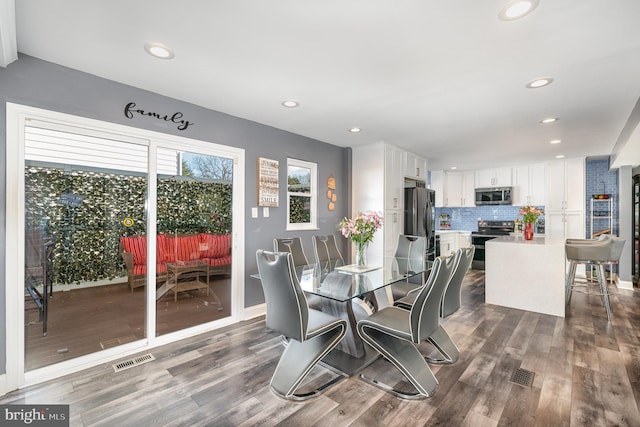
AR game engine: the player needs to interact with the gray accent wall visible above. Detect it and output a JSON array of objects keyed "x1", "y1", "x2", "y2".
[{"x1": 0, "y1": 54, "x2": 350, "y2": 374}]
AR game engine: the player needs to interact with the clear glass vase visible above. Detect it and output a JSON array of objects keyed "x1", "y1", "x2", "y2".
[{"x1": 355, "y1": 242, "x2": 368, "y2": 268}]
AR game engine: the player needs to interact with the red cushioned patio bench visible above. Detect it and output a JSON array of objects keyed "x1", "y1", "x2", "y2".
[{"x1": 120, "y1": 233, "x2": 232, "y2": 292}]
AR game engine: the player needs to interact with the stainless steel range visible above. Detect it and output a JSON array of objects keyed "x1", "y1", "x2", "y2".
[{"x1": 471, "y1": 220, "x2": 515, "y2": 269}]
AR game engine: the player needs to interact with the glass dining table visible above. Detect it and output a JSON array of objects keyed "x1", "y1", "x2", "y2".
[{"x1": 253, "y1": 255, "x2": 429, "y2": 375}]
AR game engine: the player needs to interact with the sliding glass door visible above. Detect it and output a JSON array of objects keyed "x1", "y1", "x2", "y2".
[
  {"x1": 23, "y1": 125, "x2": 150, "y2": 370},
  {"x1": 155, "y1": 151, "x2": 234, "y2": 335},
  {"x1": 10, "y1": 107, "x2": 243, "y2": 382}
]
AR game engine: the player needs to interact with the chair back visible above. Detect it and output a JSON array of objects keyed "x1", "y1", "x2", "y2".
[
  {"x1": 441, "y1": 246, "x2": 475, "y2": 318},
  {"x1": 394, "y1": 235, "x2": 426, "y2": 259},
  {"x1": 274, "y1": 237, "x2": 310, "y2": 267},
  {"x1": 312, "y1": 235, "x2": 344, "y2": 272},
  {"x1": 409, "y1": 253, "x2": 457, "y2": 343},
  {"x1": 256, "y1": 250, "x2": 308, "y2": 341}
]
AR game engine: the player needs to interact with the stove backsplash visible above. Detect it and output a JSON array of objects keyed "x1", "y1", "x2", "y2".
[{"x1": 435, "y1": 205, "x2": 545, "y2": 231}]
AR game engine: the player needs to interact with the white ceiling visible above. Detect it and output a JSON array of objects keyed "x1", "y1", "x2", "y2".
[{"x1": 4, "y1": 0, "x2": 640, "y2": 170}]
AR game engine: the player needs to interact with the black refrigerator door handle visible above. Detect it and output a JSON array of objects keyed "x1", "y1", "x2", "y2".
[{"x1": 424, "y1": 203, "x2": 433, "y2": 240}]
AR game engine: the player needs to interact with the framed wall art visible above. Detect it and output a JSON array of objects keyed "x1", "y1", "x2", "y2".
[{"x1": 257, "y1": 157, "x2": 279, "y2": 207}]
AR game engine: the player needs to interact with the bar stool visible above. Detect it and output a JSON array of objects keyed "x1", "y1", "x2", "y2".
[{"x1": 565, "y1": 235, "x2": 625, "y2": 322}]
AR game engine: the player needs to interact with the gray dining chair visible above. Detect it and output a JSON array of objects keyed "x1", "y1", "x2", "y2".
[
  {"x1": 565, "y1": 235, "x2": 625, "y2": 322},
  {"x1": 391, "y1": 235, "x2": 427, "y2": 301},
  {"x1": 440, "y1": 245, "x2": 475, "y2": 318},
  {"x1": 256, "y1": 250, "x2": 347, "y2": 400},
  {"x1": 274, "y1": 237, "x2": 310, "y2": 267},
  {"x1": 312, "y1": 234, "x2": 344, "y2": 276},
  {"x1": 357, "y1": 253, "x2": 457, "y2": 399},
  {"x1": 274, "y1": 236, "x2": 323, "y2": 308},
  {"x1": 400, "y1": 246, "x2": 474, "y2": 365}
]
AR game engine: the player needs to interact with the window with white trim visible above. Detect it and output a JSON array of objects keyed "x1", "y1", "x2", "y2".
[{"x1": 286, "y1": 158, "x2": 317, "y2": 230}]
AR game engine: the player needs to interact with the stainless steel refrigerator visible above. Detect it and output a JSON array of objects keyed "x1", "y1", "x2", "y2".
[{"x1": 404, "y1": 182, "x2": 436, "y2": 261}]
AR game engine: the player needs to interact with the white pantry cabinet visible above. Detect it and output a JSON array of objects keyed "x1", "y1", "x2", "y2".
[
  {"x1": 545, "y1": 158, "x2": 585, "y2": 240},
  {"x1": 353, "y1": 142, "x2": 424, "y2": 263}
]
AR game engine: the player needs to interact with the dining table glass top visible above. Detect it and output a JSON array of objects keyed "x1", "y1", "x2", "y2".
[{"x1": 294, "y1": 256, "x2": 429, "y2": 302}]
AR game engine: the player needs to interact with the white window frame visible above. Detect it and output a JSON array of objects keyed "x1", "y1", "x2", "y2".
[{"x1": 286, "y1": 158, "x2": 318, "y2": 231}]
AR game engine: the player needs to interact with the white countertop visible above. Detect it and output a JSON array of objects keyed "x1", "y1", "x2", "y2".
[
  {"x1": 487, "y1": 235, "x2": 565, "y2": 246},
  {"x1": 436, "y1": 230, "x2": 471, "y2": 234}
]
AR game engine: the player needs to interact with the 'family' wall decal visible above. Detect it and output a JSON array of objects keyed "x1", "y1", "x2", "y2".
[{"x1": 124, "y1": 102, "x2": 194, "y2": 131}]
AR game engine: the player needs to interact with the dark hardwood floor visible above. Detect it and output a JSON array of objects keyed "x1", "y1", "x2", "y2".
[{"x1": 4, "y1": 270, "x2": 640, "y2": 426}]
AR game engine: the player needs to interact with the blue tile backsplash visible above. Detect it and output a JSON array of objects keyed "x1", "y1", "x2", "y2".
[
  {"x1": 434, "y1": 157, "x2": 618, "y2": 234},
  {"x1": 585, "y1": 157, "x2": 618, "y2": 237},
  {"x1": 434, "y1": 205, "x2": 534, "y2": 231}
]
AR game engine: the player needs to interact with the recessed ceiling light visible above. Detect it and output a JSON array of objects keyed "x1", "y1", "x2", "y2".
[
  {"x1": 349, "y1": 127, "x2": 362, "y2": 133},
  {"x1": 281, "y1": 100, "x2": 299, "y2": 108},
  {"x1": 549, "y1": 139, "x2": 562, "y2": 144},
  {"x1": 450, "y1": 166, "x2": 457, "y2": 170},
  {"x1": 540, "y1": 117, "x2": 559, "y2": 124},
  {"x1": 144, "y1": 42, "x2": 174, "y2": 59},
  {"x1": 526, "y1": 77, "x2": 554, "y2": 88},
  {"x1": 555, "y1": 154, "x2": 565, "y2": 159},
  {"x1": 499, "y1": 0, "x2": 539, "y2": 21}
]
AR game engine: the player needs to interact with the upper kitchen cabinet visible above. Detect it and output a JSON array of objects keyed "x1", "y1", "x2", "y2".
[
  {"x1": 430, "y1": 170, "x2": 445, "y2": 207},
  {"x1": 513, "y1": 163, "x2": 545, "y2": 206},
  {"x1": 404, "y1": 151, "x2": 428, "y2": 181},
  {"x1": 430, "y1": 170, "x2": 474, "y2": 207},
  {"x1": 475, "y1": 167, "x2": 512, "y2": 188}
]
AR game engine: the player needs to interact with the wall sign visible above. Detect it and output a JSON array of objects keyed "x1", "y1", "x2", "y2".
[
  {"x1": 124, "y1": 102, "x2": 194, "y2": 131},
  {"x1": 257, "y1": 157, "x2": 279, "y2": 207}
]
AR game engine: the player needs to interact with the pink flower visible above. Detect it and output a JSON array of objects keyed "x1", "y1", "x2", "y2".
[{"x1": 338, "y1": 210, "x2": 384, "y2": 245}]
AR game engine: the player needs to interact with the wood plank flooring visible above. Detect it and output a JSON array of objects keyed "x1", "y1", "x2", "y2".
[
  {"x1": 24, "y1": 277, "x2": 232, "y2": 370},
  {"x1": 4, "y1": 270, "x2": 640, "y2": 426}
]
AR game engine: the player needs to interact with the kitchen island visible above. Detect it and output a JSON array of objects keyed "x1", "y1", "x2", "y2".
[{"x1": 485, "y1": 235, "x2": 566, "y2": 317}]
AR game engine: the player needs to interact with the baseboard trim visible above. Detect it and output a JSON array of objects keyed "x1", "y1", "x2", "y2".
[
  {"x1": 617, "y1": 279, "x2": 634, "y2": 290},
  {"x1": 0, "y1": 373, "x2": 8, "y2": 397},
  {"x1": 243, "y1": 303, "x2": 266, "y2": 320}
]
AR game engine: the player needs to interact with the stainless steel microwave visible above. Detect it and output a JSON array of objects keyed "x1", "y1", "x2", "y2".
[{"x1": 475, "y1": 187, "x2": 512, "y2": 205}]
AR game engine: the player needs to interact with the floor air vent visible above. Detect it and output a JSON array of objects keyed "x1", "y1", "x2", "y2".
[
  {"x1": 112, "y1": 353, "x2": 155, "y2": 373},
  {"x1": 510, "y1": 368, "x2": 535, "y2": 387}
]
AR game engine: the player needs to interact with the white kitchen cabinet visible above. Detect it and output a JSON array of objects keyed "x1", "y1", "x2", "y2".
[
  {"x1": 513, "y1": 163, "x2": 545, "y2": 206},
  {"x1": 545, "y1": 158, "x2": 585, "y2": 240},
  {"x1": 383, "y1": 209, "x2": 402, "y2": 258},
  {"x1": 437, "y1": 231, "x2": 471, "y2": 256},
  {"x1": 457, "y1": 231, "x2": 471, "y2": 249},
  {"x1": 384, "y1": 145, "x2": 404, "y2": 210},
  {"x1": 404, "y1": 151, "x2": 428, "y2": 181},
  {"x1": 475, "y1": 167, "x2": 512, "y2": 188},
  {"x1": 438, "y1": 232, "x2": 457, "y2": 256},
  {"x1": 430, "y1": 170, "x2": 445, "y2": 207},
  {"x1": 438, "y1": 171, "x2": 475, "y2": 208},
  {"x1": 353, "y1": 142, "x2": 415, "y2": 263}
]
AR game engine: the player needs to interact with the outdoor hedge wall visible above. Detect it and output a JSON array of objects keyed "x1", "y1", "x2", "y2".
[{"x1": 25, "y1": 166, "x2": 232, "y2": 285}]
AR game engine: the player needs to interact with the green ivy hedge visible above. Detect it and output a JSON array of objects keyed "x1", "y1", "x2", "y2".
[{"x1": 25, "y1": 167, "x2": 232, "y2": 285}]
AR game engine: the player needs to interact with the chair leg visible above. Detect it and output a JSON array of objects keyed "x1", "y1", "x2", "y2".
[
  {"x1": 358, "y1": 323, "x2": 437, "y2": 399},
  {"x1": 270, "y1": 325, "x2": 346, "y2": 400},
  {"x1": 597, "y1": 263, "x2": 612, "y2": 322},
  {"x1": 565, "y1": 261, "x2": 577, "y2": 304},
  {"x1": 425, "y1": 325, "x2": 460, "y2": 365}
]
